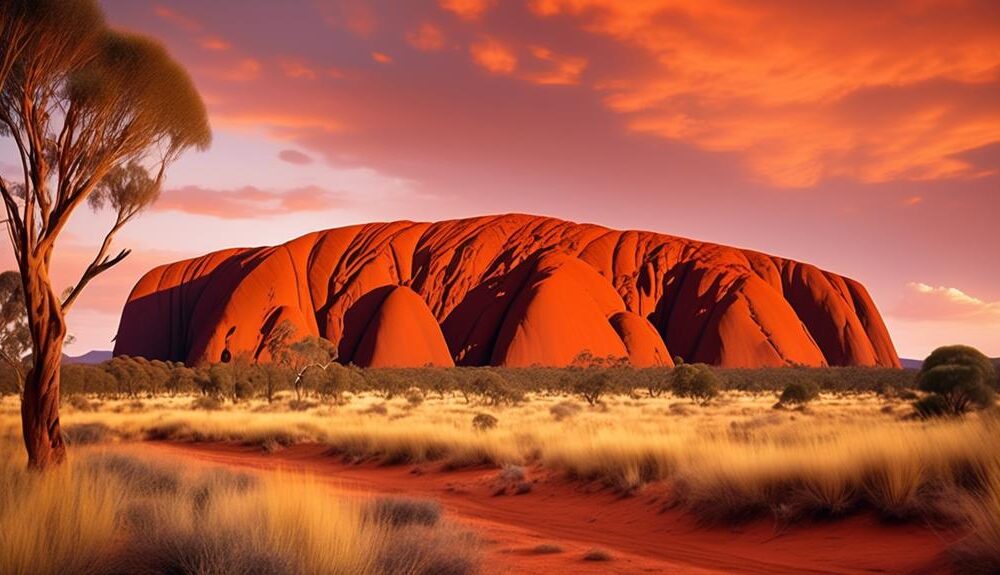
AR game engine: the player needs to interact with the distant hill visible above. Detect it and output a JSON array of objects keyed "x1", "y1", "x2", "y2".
[{"x1": 63, "y1": 350, "x2": 112, "y2": 365}]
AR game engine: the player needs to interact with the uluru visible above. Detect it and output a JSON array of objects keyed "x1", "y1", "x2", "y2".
[{"x1": 114, "y1": 214, "x2": 899, "y2": 369}]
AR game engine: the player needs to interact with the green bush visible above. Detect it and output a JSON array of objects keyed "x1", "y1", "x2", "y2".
[
  {"x1": 916, "y1": 345, "x2": 996, "y2": 416},
  {"x1": 573, "y1": 372, "x2": 610, "y2": 406},
  {"x1": 779, "y1": 381, "x2": 820, "y2": 407},
  {"x1": 913, "y1": 394, "x2": 950, "y2": 419},
  {"x1": 472, "y1": 413, "x2": 498, "y2": 431},
  {"x1": 470, "y1": 372, "x2": 523, "y2": 406},
  {"x1": 671, "y1": 364, "x2": 720, "y2": 405}
]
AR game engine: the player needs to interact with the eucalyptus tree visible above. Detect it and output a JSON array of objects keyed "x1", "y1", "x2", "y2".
[{"x1": 0, "y1": 0, "x2": 210, "y2": 467}]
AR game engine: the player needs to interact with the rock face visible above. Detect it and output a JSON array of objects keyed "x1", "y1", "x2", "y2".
[{"x1": 114, "y1": 214, "x2": 900, "y2": 369}]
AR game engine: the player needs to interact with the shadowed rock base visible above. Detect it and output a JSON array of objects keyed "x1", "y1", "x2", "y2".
[{"x1": 114, "y1": 214, "x2": 900, "y2": 368}]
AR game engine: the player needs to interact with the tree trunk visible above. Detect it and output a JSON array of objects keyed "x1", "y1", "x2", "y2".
[{"x1": 20, "y1": 264, "x2": 67, "y2": 469}]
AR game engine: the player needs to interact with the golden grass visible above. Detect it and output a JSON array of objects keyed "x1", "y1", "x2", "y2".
[
  {"x1": 2, "y1": 390, "x2": 999, "y2": 569},
  {"x1": 0, "y1": 430, "x2": 479, "y2": 575},
  {"x1": 953, "y1": 458, "x2": 1000, "y2": 573}
]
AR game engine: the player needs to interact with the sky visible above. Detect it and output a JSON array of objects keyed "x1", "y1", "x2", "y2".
[{"x1": 2, "y1": 0, "x2": 999, "y2": 359}]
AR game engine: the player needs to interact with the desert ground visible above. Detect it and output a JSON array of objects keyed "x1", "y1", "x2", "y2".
[{"x1": 2, "y1": 377, "x2": 998, "y2": 574}]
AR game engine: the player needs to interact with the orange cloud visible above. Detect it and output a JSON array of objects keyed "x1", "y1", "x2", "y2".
[
  {"x1": 893, "y1": 282, "x2": 1000, "y2": 324},
  {"x1": 407, "y1": 22, "x2": 447, "y2": 52},
  {"x1": 470, "y1": 38, "x2": 517, "y2": 74},
  {"x1": 222, "y1": 58, "x2": 261, "y2": 82},
  {"x1": 280, "y1": 58, "x2": 318, "y2": 80},
  {"x1": 153, "y1": 185, "x2": 343, "y2": 219},
  {"x1": 440, "y1": 0, "x2": 494, "y2": 20},
  {"x1": 278, "y1": 149, "x2": 314, "y2": 165},
  {"x1": 153, "y1": 5, "x2": 202, "y2": 32},
  {"x1": 526, "y1": 46, "x2": 587, "y2": 85},
  {"x1": 371, "y1": 51, "x2": 393, "y2": 64},
  {"x1": 531, "y1": 0, "x2": 1000, "y2": 187},
  {"x1": 199, "y1": 36, "x2": 231, "y2": 51}
]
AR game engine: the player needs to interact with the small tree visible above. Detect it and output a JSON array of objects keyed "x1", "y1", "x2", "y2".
[
  {"x1": 258, "y1": 363, "x2": 290, "y2": 404},
  {"x1": 318, "y1": 363, "x2": 354, "y2": 404},
  {"x1": 1, "y1": 0, "x2": 210, "y2": 467},
  {"x1": 915, "y1": 356, "x2": 996, "y2": 416},
  {"x1": 279, "y1": 336, "x2": 338, "y2": 401},
  {"x1": 778, "y1": 381, "x2": 820, "y2": 407},
  {"x1": 647, "y1": 373, "x2": 670, "y2": 398},
  {"x1": 574, "y1": 371, "x2": 610, "y2": 406},
  {"x1": 670, "y1": 363, "x2": 719, "y2": 405},
  {"x1": 207, "y1": 364, "x2": 233, "y2": 401},
  {"x1": 471, "y1": 371, "x2": 522, "y2": 406},
  {"x1": 165, "y1": 366, "x2": 195, "y2": 397}
]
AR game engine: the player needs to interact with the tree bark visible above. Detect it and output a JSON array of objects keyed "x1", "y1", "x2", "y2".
[{"x1": 20, "y1": 262, "x2": 67, "y2": 469}]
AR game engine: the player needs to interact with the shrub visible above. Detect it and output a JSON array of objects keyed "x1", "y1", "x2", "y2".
[
  {"x1": 288, "y1": 398, "x2": 317, "y2": 411},
  {"x1": 375, "y1": 524, "x2": 479, "y2": 575},
  {"x1": 232, "y1": 378, "x2": 255, "y2": 403},
  {"x1": 368, "y1": 497, "x2": 442, "y2": 527},
  {"x1": 472, "y1": 413, "x2": 498, "y2": 431},
  {"x1": 923, "y1": 345, "x2": 998, "y2": 388},
  {"x1": 362, "y1": 402, "x2": 389, "y2": 416},
  {"x1": 470, "y1": 372, "x2": 523, "y2": 406},
  {"x1": 671, "y1": 364, "x2": 720, "y2": 405},
  {"x1": 916, "y1": 345, "x2": 997, "y2": 416},
  {"x1": 549, "y1": 400, "x2": 582, "y2": 421},
  {"x1": 914, "y1": 394, "x2": 951, "y2": 419},
  {"x1": 191, "y1": 396, "x2": 223, "y2": 410},
  {"x1": 63, "y1": 422, "x2": 111, "y2": 445},
  {"x1": 573, "y1": 372, "x2": 610, "y2": 406},
  {"x1": 66, "y1": 394, "x2": 95, "y2": 411},
  {"x1": 779, "y1": 381, "x2": 820, "y2": 407},
  {"x1": 647, "y1": 375, "x2": 670, "y2": 398},
  {"x1": 83, "y1": 454, "x2": 182, "y2": 496},
  {"x1": 583, "y1": 548, "x2": 612, "y2": 561},
  {"x1": 532, "y1": 543, "x2": 563, "y2": 554},
  {"x1": 405, "y1": 387, "x2": 425, "y2": 408}
]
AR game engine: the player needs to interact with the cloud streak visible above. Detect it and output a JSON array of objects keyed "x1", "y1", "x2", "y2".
[
  {"x1": 278, "y1": 149, "x2": 314, "y2": 165},
  {"x1": 153, "y1": 185, "x2": 343, "y2": 219}
]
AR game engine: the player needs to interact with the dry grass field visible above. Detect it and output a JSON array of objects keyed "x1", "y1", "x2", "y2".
[{"x1": 1, "y1": 388, "x2": 999, "y2": 573}]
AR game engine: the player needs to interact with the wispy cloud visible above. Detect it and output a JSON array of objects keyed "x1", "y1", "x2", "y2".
[
  {"x1": 440, "y1": 0, "x2": 494, "y2": 20},
  {"x1": 278, "y1": 149, "x2": 314, "y2": 165},
  {"x1": 199, "y1": 35, "x2": 231, "y2": 51},
  {"x1": 525, "y1": 46, "x2": 587, "y2": 86},
  {"x1": 892, "y1": 282, "x2": 1000, "y2": 323},
  {"x1": 153, "y1": 185, "x2": 343, "y2": 219},
  {"x1": 152, "y1": 4, "x2": 202, "y2": 32},
  {"x1": 407, "y1": 22, "x2": 447, "y2": 52}
]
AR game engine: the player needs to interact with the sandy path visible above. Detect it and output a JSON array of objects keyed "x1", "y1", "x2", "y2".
[{"x1": 138, "y1": 442, "x2": 957, "y2": 575}]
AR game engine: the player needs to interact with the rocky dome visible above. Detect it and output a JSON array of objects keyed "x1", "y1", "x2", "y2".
[{"x1": 114, "y1": 214, "x2": 900, "y2": 368}]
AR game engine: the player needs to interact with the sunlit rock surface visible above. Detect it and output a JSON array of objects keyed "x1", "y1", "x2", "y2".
[{"x1": 114, "y1": 214, "x2": 900, "y2": 368}]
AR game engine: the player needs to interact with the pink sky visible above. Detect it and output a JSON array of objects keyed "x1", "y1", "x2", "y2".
[{"x1": 2, "y1": 0, "x2": 999, "y2": 359}]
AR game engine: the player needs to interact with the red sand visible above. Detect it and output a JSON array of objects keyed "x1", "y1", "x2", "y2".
[{"x1": 140, "y1": 442, "x2": 956, "y2": 574}]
